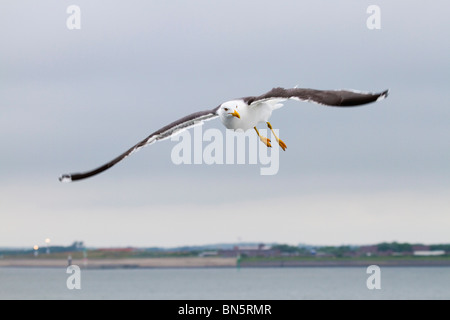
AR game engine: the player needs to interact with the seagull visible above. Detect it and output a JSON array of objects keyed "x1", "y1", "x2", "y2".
[{"x1": 59, "y1": 87, "x2": 388, "y2": 182}]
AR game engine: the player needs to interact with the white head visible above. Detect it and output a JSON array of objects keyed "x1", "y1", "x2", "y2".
[{"x1": 217, "y1": 100, "x2": 242, "y2": 129}]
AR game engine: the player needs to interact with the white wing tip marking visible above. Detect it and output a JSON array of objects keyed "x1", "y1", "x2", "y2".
[
  {"x1": 59, "y1": 174, "x2": 72, "y2": 183},
  {"x1": 377, "y1": 89, "x2": 389, "y2": 101}
]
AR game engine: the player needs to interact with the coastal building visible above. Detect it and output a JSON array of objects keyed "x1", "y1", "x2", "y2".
[{"x1": 413, "y1": 250, "x2": 445, "y2": 256}]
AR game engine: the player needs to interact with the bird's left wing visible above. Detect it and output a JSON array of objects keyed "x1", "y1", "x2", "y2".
[
  {"x1": 59, "y1": 107, "x2": 219, "y2": 182},
  {"x1": 243, "y1": 87, "x2": 389, "y2": 107}
]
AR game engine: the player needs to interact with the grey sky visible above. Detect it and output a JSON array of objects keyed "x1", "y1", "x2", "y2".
[{"x1": 1, "y1": 1, "x2": 449, "y2": 248}]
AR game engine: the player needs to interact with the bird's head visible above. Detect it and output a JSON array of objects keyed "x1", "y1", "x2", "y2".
[{"x1": 217, "y1": 101, "x2": 241, "y2": 123}]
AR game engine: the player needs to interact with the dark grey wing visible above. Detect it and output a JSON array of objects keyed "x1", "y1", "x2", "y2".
[
  {"x1": 243, "y1": 87, "x2": 389, "y2": 107},
  {"x1": 59, "y1": 107, "x2": 219, "y2": 182}
]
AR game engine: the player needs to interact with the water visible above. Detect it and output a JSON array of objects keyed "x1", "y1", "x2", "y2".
[{"x1": 1, "y1": 267, "x2": 449, "y2": 300}]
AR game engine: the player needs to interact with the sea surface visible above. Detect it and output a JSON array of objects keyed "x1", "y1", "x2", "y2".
[{"x1": 1, "y1": 266, "x2": 449, "y2": 300}]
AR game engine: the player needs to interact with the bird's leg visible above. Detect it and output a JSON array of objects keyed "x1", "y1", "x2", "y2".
[
  {"x1": 267, "y1": 122, "x2": 287, "y2": 151},
  {"x1": 254, "y1": 127, "x2": 271, "y2": 148}
]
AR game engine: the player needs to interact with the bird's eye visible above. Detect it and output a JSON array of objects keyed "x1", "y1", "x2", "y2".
[{"x1": 224, "y1": 108, "x2": 229, "y2": 111}]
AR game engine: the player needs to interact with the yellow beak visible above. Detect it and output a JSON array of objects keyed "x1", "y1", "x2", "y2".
[{"x1": 230, "y1": 110, "x2": 240, "y2": 119}]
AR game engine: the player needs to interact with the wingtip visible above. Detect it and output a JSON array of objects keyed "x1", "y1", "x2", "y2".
[
  {"x1": 377, "y1": 89, "x2": 389, "y2": 101},
  {"x1": 59, "y1": 174, "x2": 72, "y2": 183}
]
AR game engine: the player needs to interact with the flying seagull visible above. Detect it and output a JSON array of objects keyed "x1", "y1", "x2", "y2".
[{"x1": 59, "y1": 87, "x2": 388, "y2": 182}]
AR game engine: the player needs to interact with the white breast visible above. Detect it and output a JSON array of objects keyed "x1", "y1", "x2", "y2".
[{"x1": 222, "y1": 102, "x2": 274, "y2": 131}]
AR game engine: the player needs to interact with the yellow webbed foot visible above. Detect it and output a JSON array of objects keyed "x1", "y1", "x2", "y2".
[
  {"x1": 260, "y1": 136, "x2": 272, "y2": 148},
  {"x1": 277, "y1": 138, "x2": 287, "y2": 151},
  {"x1": 266, "y1": 122, "x2": 286, "y2": 151}
]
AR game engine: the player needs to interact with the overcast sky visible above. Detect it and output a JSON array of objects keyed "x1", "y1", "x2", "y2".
[{"x1": 1, "y1": 1, "x2": 449, "y2": 248}]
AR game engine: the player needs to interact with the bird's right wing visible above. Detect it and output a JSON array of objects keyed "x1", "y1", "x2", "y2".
[{"x1": 59, "y1": 107, "x2": 219, "y2": 182}]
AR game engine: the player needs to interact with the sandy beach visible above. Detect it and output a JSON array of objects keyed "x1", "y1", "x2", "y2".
[
  {"x1": 0, "y1": 257, "x2": 238, "y2": 268},
  {"x1": 3, "y1": 256, "x2": 450, "y2": 268}
]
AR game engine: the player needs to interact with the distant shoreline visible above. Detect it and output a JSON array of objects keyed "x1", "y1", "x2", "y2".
[
  {"x1": 0, "y1": 257, "x2": 236, "y2": 269},
  {"x1": 239, "y1": 260, "x2": 450, "y2": 268},
  {"x1": 1, "y1": 257, "x2": 450, "y2": 269}
]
